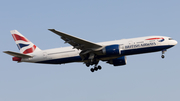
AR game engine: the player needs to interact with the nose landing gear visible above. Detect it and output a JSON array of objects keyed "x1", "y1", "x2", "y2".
[
  {"x1": 161, "y1": 49, "x2": 167, "y2": 59},
  {"x1": 161, "y1": 55, "x2": 165, "y2": 58}
]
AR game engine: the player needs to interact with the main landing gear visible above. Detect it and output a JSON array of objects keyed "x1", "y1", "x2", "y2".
[
  {"x1": 161, "y1": 49, "x2": 167, "y2": 59},
  {"x1": 84, "y1": 53, "x2": 102, "y2": 72},
  {"x1": 85, "y1": 59, "x2": 102, "y2": 72},
  {"x1": 90, "y1": 65, "x2": 102, "y2": 72}
]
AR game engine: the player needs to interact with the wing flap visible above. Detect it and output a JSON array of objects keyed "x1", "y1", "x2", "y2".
[
  {"x1": 48, "y1": 29, "x2": 102, "y2": 50},
  {"x1": 3, "y1": 51, "x2": 32, "y2": 58}
]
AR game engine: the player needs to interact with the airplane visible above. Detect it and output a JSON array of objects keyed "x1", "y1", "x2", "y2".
[{"x1": 4, "y1": 29, "x2": 178, "y2": 72}]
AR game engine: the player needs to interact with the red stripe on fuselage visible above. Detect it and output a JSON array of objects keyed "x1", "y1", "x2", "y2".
[
  {"x1": 12, "y1": 34, "x2": 29, "y2": 42},
  {"x1": 23, "y1": 45, "x2": 36, "y2": 54},
  {"x1": 146, "y1": 38, "x2": 163, "y2": 40}
]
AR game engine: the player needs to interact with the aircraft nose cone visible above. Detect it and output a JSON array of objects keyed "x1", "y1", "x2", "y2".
[{"x1": 173, "y1": 40, "x2": 178, "y2": 45}]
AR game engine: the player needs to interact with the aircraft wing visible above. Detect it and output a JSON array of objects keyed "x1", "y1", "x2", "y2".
[
  {"x1": 48, "y1": 29, "x2": 102, "y2": 50},
  {"x1": 3, "y1": 51, "x2": 32, "y2": 58}
]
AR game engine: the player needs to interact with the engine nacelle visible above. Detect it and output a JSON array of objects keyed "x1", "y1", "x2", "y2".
[
  {"x1": 107, "y1": 56, "x2": 127, "y2": 66},
  {"x1": 102, "y1": 45, "x2": 121, "y2": 56}
]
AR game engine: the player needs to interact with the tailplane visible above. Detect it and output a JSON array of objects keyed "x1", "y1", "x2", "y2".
[{"x1": 10, "y1": 30, "x2": 41, "y2": 54}]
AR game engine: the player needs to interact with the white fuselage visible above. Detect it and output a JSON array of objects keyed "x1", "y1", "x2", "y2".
[{"x1": 21, "y1": 36, "x2": 177, "y2": 64}]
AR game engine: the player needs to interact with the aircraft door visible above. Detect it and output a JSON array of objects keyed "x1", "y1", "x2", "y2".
[
  {"x1": 43, "y1": 52, "x2": 47, "y2": 59},
  {"x1": 120, "y1": 44, "x2": 125, "y2": 50},
  {"x1": 128, "y1": 40, "x2": 134, "y2": 45},
  {"x1": 119, "y1": 44, "x2": 125, "y2": 55}
]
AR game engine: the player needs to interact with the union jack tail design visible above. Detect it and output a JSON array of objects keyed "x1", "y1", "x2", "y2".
[{"x1": 10, "y1": 30, "x2": 41, "y2": 54}]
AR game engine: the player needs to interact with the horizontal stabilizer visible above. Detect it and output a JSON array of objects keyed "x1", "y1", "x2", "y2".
[{"x1": 3, "y1": 51, "x2": 32, "y2": 58}]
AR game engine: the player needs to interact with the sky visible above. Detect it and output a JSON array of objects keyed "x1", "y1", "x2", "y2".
[{"x1": 0, "y1": 0, "x2": 180, "y2": 101}]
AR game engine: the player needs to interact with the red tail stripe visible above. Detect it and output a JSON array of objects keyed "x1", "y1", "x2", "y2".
[
  {"x1": 23, "y1": 45, "x2": 36, "y2": 54},
  {"x1": 12, "y1": 34, "x2": 16, "y2": 41},
  {"x1": 12, "y1": 34, "x2": 29, "y2": 42},
  {"x1": 12, "y1": 57, "x2": 21, "y2": 62}
]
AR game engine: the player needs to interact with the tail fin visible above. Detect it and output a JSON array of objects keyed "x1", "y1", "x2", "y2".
[{"x1": 10, "y1": 30, "x2": 41, "y2": 54}]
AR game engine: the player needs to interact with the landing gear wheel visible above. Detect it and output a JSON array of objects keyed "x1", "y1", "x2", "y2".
[
  {"x1": 90, "y1": 68, "x2": 94, "y2": 72},
  {"x1": 98, "y1": 66, "x2": 102, "y2": 70},
  {"x1": 86, "y1": 63, "x2": 90, "y2": 67},
  {"x1": 161, "y1": 55, "x2": 165, "y2": 59},
  {"x1": 94, "y1": 67, "x2": 98, "y2": 71}
]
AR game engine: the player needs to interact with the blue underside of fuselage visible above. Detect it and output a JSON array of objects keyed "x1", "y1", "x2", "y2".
[{"x1": 36, "y1": 45, "x2": 174, "y2": 64}]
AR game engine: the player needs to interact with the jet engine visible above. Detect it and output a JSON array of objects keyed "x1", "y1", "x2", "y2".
[
  {"x1": 107, "y1": 56, "x2": 127, "y2": 66},
  {"x1": 102, "y1": 45, "x2": 121, "y2": 56}
]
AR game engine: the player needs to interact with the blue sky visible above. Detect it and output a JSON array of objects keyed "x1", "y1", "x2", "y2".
[{"x1": 0, "y1": 0, "x2": 180, "y2": 101}]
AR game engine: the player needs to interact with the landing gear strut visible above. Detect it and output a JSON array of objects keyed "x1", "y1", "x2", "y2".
[{"x1": 161, "y1": 49, "x2": 167, "y2": 59}]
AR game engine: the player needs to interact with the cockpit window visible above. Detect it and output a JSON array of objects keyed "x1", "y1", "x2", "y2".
[{"x1": 169, "y1": 38, "x2": 173, "y2": 40}]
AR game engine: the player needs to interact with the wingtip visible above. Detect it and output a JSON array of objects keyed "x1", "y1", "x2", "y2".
[
  {"x1": 48, "y1": 29, "x2": 55, "y2": 31},
  {"x1": 3, "y1": 51, "x2": 9, "y2": 53}
]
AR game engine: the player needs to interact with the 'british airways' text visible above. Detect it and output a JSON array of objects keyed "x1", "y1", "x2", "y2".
[{"x1": 125, "y1": 42, "x2": 156, "y2": 49}]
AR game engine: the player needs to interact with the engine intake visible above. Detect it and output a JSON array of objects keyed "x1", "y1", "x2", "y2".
[{"x1": 102, "y1": 45, "x2": 121, "y2": 56}]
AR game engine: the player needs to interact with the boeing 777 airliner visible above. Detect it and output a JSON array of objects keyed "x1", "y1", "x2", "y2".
[{"x1": 4, "y1": 29, "x2": 177, "y2": 72}]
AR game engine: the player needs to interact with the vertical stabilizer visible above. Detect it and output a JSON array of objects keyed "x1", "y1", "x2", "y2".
[{"x1": 10, "y1": 30, "x2": 41, "y2": 54}]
